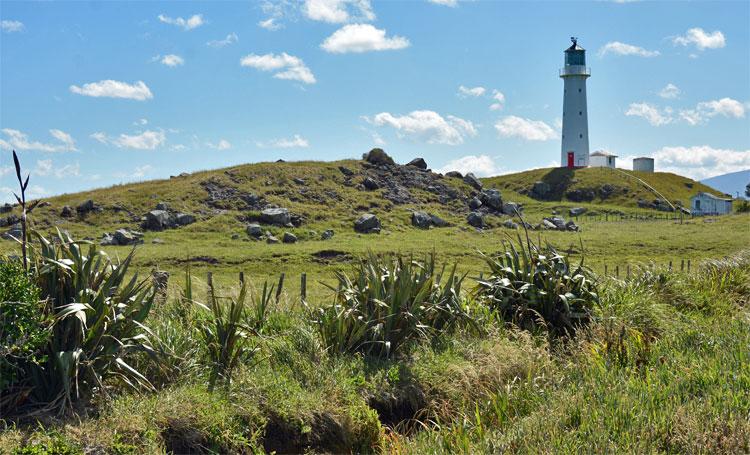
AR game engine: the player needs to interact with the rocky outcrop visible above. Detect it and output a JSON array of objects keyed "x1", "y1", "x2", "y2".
[
  {"x1": 261, "y1": 208, "x2": 291, "y2": 226},
  {"x1": 362, "y1": 177, "x2": 380, "y2": 190},
  {"x1": 354, "y1": 214, "x2": 381, "y2": 234},
  {"x1": 142, "y1": 204, "x2": 197, "y2": 231},
  {"x1": 246, "y1": 223, "x2": 263, "y2": 238},
  {"x1": 60, "y1": 206, "x2": 74, "y2": 218},
  {"x1": 565, "y1": 188, "x2": 595, "y2": 202},
  {"x1": 363, "y1": 148, "x2": 395, "y2": 166},
  {"x1": 502, "y1": 202, "x2": 520, "y2": 216},
  {"x1": 0, "y1": 215, "x2": 19, "y2": 228},
  {"x1": 531, "y1": 181, "x2": 551, "y2": 199},
  {"x1": 467, "y1": 211, "x2": 484, "y2": 228},
  {"x1": 101, "y1": 228, "x2": 143, "y2": 246},
  {"x1": 0, "y1": 203, "x2": 12, "y2": 214},
  {"x1": 444, "y1": 171, "x2": 463, "y2": 179},
  {"x1": 282, "y1": 232, "x2": 298, "y2": 244},
  {"x1": 569, "y1": 207, "x2": 587, "y2": 217},
  {"x1": 463, "y1": 173, "x2": 483, "y2": 191},
  {"x1": 542, "y1": 217, "x2": 579, "y2": 232},
  {"x1": 76, "y1": 200, "x2": 100, "y2": 216},
  {"x1": 1, "y1": 224, "x2": 22, "y2": 240},
  {"x1": 406, "y1": 158, "x2": 428, "y2": 170},
  {"x1": 479, "y1": 189, "x2": 502, "y2": 211}
]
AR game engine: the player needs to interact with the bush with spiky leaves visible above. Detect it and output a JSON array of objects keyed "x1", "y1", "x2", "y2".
[
  {"x1": 474, "y1": 234, "x2": 599, "y2": 337},
  {"x1": 310, "y1": 252, "x2": 472, "y2": 359}
]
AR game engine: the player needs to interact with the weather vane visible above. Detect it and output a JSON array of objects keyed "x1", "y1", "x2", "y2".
[{"x1": 571, "y1": 36, "x2": 578, "y2": 45}]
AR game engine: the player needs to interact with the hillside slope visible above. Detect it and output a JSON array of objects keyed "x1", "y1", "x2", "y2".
[{"x1": 701, "y1": 169, "x2": 750, "y2": 199}]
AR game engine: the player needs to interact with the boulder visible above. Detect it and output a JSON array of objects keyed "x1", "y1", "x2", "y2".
[
  {"x1": 363, "y1": 148, "x2": 395, "y2": 166},
  {"x1": 261, "y1": 208, "x2": 291, "y2": 226},
  {"x1": 338, "y1": 166, "x2": 355, "y2": 177},
  {"x1": 354, "y1": 213, "x2": 381, "y2": 234},
  {"x1": 503, "y1": 220, "x2": 519, "y2": 229},
  {"x1": 467, "y1": 212, "x2": 484, "y2": 228},
  {"x1": 468, "y1": 197, "x2": 482, "y2": 210},
  {"x1": 282, "y1": 232, "x2": 298, "y2": 244},
  {"x1": 155, "y1": 202, "x2": 170, "y2": 211},
  {"x1": 406, "y1": 158, "x2": 428, "y2": 170},
  {"x1": 293, "y1": 177, "x2": 306, "y2": 185},
  {"x1": 502, "y1": 202, "x2": 520, "y2": 216},
  {"x1": 61, "y1": 206, "x2": 74, "y2": 218},
  {"x1": 547, "y1": 217, "x2": 567, "y2": 230},
  {"x1": 0, "y1": 203, "x2": 12, "y2": 214},
  {"x1": 77, "y1": 199, "x2": 96, "y2": 214},
  {"x1": 445, "y1": 171, "x2": 463, "y2": 179},
  {"x1": 144, "y1": 210, "x2": 172, "y2": 230},
  {"x1": 531, "y1": 181, "x2": 551, "y2": 199},
  {"x1": 100, "y1": 233, "x2": 116, "y2": 246},
  {"x1": 637, "y1": 199, "x2": 656, "y2": 209},
  {"x1": 569, "y1": 207, "x2": 587, "y2": 217},
  {"x1": 363, "y1": 177, "x2": 380, "y2": 190},
  {"x1": 566, "y1": 188, "x2": 595, "y2": 202},
  {"x1": 430, "y1": 214, "x2": 449, "y2": 227},
  {"x1": 152, "y1": 238, "x2": 165, "y2": 244},
  {"x1": 463, "y1": 173, "x2": 483, "y2": 191},
  {"x1": 542, "y1": 219, "x2": 557, "y2": 230},
  {"x1": 0, "y1": 215, "x2": 19, "y2": 228},
  {"x1": 113, "y1": 228, "x2": 143, "y2": 246},
  {"x1": 479, "y1": 189, "x2": 503, "y2": 210},
  {"x1": 266, "y1": 234, "x2": 280, "y2": 244},
  {"x1": 174, "y1": 213, "x2": 196, "y2": 226},
  {"x1": 3, "y1": 224, "x2": 23, "y2": 240},
  {"x1": 411, "y1": 211, "x2": 432, "y2": 229},
  {"x1": 246, "y1": 223, "x2": 263, "y2": 238},
  {"x1": 321, "y1": 229, "x2": 335, "y2": 240},
  {"x1": 598, "y1": 184, "x2": 615, "y2": 199},
  {"x1": 565, "y1": 221, "x2": 579, "y2": 232}
]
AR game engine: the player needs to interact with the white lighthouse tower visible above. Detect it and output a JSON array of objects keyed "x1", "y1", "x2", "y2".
[{"x1": 560, "y1": 37, "x2": 590, "y2": 168}]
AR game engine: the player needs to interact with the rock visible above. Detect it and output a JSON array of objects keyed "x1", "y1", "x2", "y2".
[
  {"x1": 77, "y1": 199, "x2": 96, "y2": 214},
  {"x1": 467, "y1": 211, "x2": 484, "y2": 228},
  {"x1": 179, "y1": 172, "x2": 190, "y2": 177},
  {"x1": 598, "y1": 184, "x2": 615, "y2": 199},
  {"x1": 266, "y1": 234, "x2": 280, "y2": 244},
  {"x1": 445, "y1": 171, "x2": 463, "y2": 179},
  {"x1": 338, "y1": 166, "x2": 355, "y2": 177},
  {"x1": 566, "y1": 189, "x2": 595, "y2": 202},
  {"x1": 406, "y1": 158, "x2": 428, "y2": 170},
  {"x1": 680, "y1": 207, "x2": 691, "y2": 215},
  {"x1": 354, "y1": 213, "x2": 381, "y2": 234},
  {"x1": 637, "y1": 199, "x2": 656, "y2": 210},
  {"x1": 144, "y1": 210, "x2": 172, "y2": 230},
  {"x1": 155, "y1": 202, "x2": 170, "y2": 211},
  {"x1": 479, "y1": 189, "x2": 503, "y2": 210},
  {"x1": 363, "y1": 148, "x2": 395, "y2": 166},
  {"x1": 565, "y1": 221, "x2": 579, "y2": 232},
  {"x1": 152, "y1": 238, "x2": 165, "y2": 244},
  {"x1": 542, "y1": 219, "x2": 557, "y2": 230},
  {"x1": 463, "y1": 173, "x2": 483, "y2": 191},
  {"x1": 0, "y1": 203, "x2": 12, "y2": 214},
  {"x1": 363, "y1": 177, "x2": 380, "y2": 190},
  {"x1": 411, "y1": 211, "x2": 432, "y2": 229},
  {"x1": 246, "y1": 223, "x2": 263, "y2": 237},
  {"x1": 0, "y1": 215, "x2": 19, "y2": 228},
  {"x1": 321, "y1": 229, "x2": 335, "y2": 240},
  {"x1": 282, "y1": 232, "x2": 298, "y2": 244},
  {"x1": 547, "y1": 217, "x2": 567, "y2": 230},
  {"x1": 655, "y1": 199, "x2": 675, "y2": 212},
  {"x1": 293, "y1": 177, "x2": 306, "y2": 185},
  {"x1": 503, "y1": 220, "x2": 519, "y2": 229},
  {"x1": 569, "y1": 207, "x2": 587, "y2": 217},
  {"x1": 502, "y1": 202, "x2": 520, "y2": 216},
  {"x1": 113, "y1": 228, "x2": 143, "y2": 246},
  {"x1": 531, "y1": 181, "x2": 551, "y2": 199},
  {"x1": 467, "y1": 198, "x2": 481, "y2": 211},
  {"x1": 61, "y1": 206, "x2": 74, "y2": 218},
  {"x1": 100, "y1": 233, "x2": 116, "y2": 246},
  {"x1": 174, "y1": 213, "x2": 196, "y2": 226},
  {"x1": 430, "y1": 214, "x2": 449, "y2": 227},
  {"x1": 261, "y1": 208, "x2": 291, "y2": 226},
  {"x1": 231, "y1": 233, "x2": 240, "y2": 240}
]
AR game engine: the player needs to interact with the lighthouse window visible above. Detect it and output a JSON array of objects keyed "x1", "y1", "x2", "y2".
[
  {"x1": 579, "y1": 111, "x2": 582, "y2": 115},
  {"x1": 578, "y1": 88, "x2": 582, "y2": 93},
  {"x1": 579, "y1": 134, "x2": 583, "y2": 138}
]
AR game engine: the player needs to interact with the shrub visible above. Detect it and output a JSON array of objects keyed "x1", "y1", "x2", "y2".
[
  {"x1": 474, "y1": 235, "x2": 599, "y2": 337},
  {"x1": 26, "y1": 229, "x2": 157, "y2": 411},
  {"x1": 310, "y1": 253, "x2": 472, "y2": 359}
]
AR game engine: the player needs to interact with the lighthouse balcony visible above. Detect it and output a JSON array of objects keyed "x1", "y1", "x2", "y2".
[{"x1": 559, "y1": 65, "x2": 590, "y2": 77}]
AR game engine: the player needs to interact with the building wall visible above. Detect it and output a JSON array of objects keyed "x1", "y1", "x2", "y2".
[
  {"x1": 691, "y1": 194, "x2": 733, "y2": 215},
  {"x1": 590, "y1": 155, "x2": 615, "y2": 168},
  {"x1": 633, "y1": 158, "x2": 655, "y2": 172},
  {"x1": 561, "y1": 73, "x2": 589, "y2": 167}
]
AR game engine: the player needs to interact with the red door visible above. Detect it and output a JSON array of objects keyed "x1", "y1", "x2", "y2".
[{"x1": 567, "y1": 152, "x2": 574, "y2": 168}]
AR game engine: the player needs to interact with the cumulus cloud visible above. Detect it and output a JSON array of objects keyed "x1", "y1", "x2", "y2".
[
  {"x1": 257, "y1": 134, "x2": 310, "y2": 148},
  {"x1": 458, "y1": 85, "x2": 486, "y2": 98},
  {"x1": 672, "y1": 27, "x2": 725, "y2": 50},
  {"x1": 258, "y1": 18, "x2": 282, "y2": 30},
  {"x1": 34, "y1": 159, "x2": 80, "y2": 178},
  {"x1": 69, "y1": 80, "x2": 153, "y2": 101},
  {"x1": 207, "y1": 32, "x2": 238, "y2": 47},
  {"x1": 303, "y1": 0, "x2": 375, "y2": 23},
  {"x1": 490, "y1": 90, "x2": 506, "y2": 111},
  {"x1": 1, "y1": 20, "x2": 24, "y2": 33},
  {"x1": 494, "y1": 116, "x2": 557, "y2": 141},
  {"x1": 207, "y1": 139, "x2": 232, "y2": 150},
  {"x1": 369, "y1": 110, "x2": 476, "y2": 145},
  {"x1": 650, "y1": 145, "x2": 750, "y2": 180},
  {"x1": 157, "y1": 14, "x2": 204, "y2": 31},
  {"x1": 91, "y1": 130, "x2": 166, "y2": 150},
  {"x1": 428, "y1": 0, "x2": 459, "y2": 6},
  {"x1": 159, "y1": 54, "x2": 185, "y2": 67},
  {"x1": 240, "y1": 52, "x2": 316, "y2": 84},
  {"x1": 598, "y1": 41, "x2": 660, "y2": 57},
  {"x1": 0, "y1": 128, "x2": 77, "y2": 152},
  {"x1": 625, "y1": 102, "x2": 673, "y2": 126},
  {"x1": 321, "y1": 24, "x2": 409, "y2": 53},
  {"x1": 436, "y1": 155, "x2": 502, "y2": 177},
  {"x1": 658, "y1": 83, "x2": 681, "y2": 99}
]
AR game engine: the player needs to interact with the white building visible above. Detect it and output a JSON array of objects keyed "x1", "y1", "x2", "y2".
[
  {"x1": 691, "y1": 192, "x2": 732, "y2": 215},
  {"x1": 560, "y1": 37, "x2": 590, "y2": 168},
  {"x1": 589, "y1": 150, "x2": 616, "y2": 168},
  {"x1": 633, "y1": 157, "x2": 655, "y2": 173}
]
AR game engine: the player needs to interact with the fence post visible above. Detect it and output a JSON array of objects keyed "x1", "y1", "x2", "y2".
[
  {"x1": 604, "y1": 264, "x2": 608, "y2": 276},
  {"x1": 239, "y1": 271, "x2": 245, "y2": 285},
  {"x1": 627, "y1": 265, "x2": 630, "y2": 279},
  {"x1": 687, "y1": 260, "x2": 691, "y2": 273},
  {"x1": 276, "y1": 273, "x2": 285, "y2": 303},
  {"x1": 207, "y1": 272, "x2": 213, "y2": 301},
  {"x1": 681, "y1": 259, "x2": 684, "y2": 272},
  {"x1": 615, "y1": 265, "x2": 619, "y2": 278},
  {"x1": 301, "y1": 273, "x2": 307, "y2": 303},
  {"x1": 669, "y1": 261, "x2": 672, "y2": 271}
]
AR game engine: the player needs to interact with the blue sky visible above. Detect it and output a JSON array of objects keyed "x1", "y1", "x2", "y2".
[{"x1": 1, "y1": 0, "x2": 749, "y2": 202}]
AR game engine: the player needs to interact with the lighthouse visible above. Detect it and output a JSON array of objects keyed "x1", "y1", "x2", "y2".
[{"x1": 560, "y1": 37, "x2": 590, "y2": 168}]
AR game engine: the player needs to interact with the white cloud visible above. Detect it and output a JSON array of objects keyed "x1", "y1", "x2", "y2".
[
  {"x1": 207, "y1": 33, "x2": 238, "y2": 47},
  {"x1": 134, "y1": 118, "x2": 148, "y2": 126},
  {"x1": 679, "y1": 97, "x2": 745, "y2": 126},
  {"x1": 70, "y1": 80, "x2": 153, "y2": 101},
  {"x1": 33, "y1": 159, "x2": 80, "y2": 178},
  {"x1": 303, "y1": 0, "x2": 375, "y2": 23},
  {"x1": 160, "y1": 54, "x2": 184, "y2": 67},
  {"x1": 1, "y1": 20, "x2": 24, "y2": 33},
  {"x1": 0, "y1": 166, "x2": 12, "y2": 177},
  {"x1": 240, "y1": 52, "x2": 316, "y2": 84},
  {"x1": 428, "y1": 0, "x2": 459, "y2": 6},
  {"x1": 625, "y1": 102, "x2": 673, "y2": 126},
  {"x1": 321, "y1": 24, "x2": 410, "y2": 53},
  {"x1": 649, "y1": 146, "x2": 750, "y2": 180},
  {"x1": 257, "y1": 134, "x2": 310, "y2": 148},
  {"x1": 437, "y1": 155, "x2": 501, "y2": 177},
  {"x1": 598, "y1": 41, "x2": 660, "y2": 57},
  {"x1": 132, "y1": 165, "x2": 153, "y2": 178},
  {"x1": 91, "y1": 130, "x2": 166, "y2": 150},
  {"x1": 258, "y1": 18, "x2": 282, "y2": 30},
  {"x1": 658, "y1": 83, "x2": 681, "y2": 99},
  {"x1": 490, "y1": 89, "x2": 505, "y2": 111},
  {"x1": 494, "y1": 116, "x2": 557, "y2": 141},
  {"x1": 458, "y1": 85, "x2": 486, "y2": 98},
  {"x1": 157, "y1": 14, "x2": 204, "y2": 31},
  {"x1": 369, "y1": 110, "x2": 476, "y2": 145},
  {"x1": 0, "y1": 128, "x2": 77, "y2": 152},
  {"x1": 207, "y1": 139, "x2": 232, "y2": 150},
  {"x1": 672, "y1": 28, "x2": 725, "y2": 50}
]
